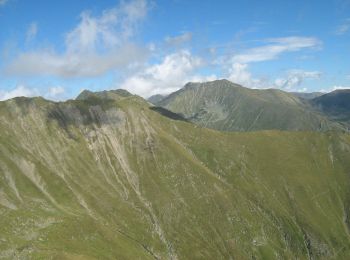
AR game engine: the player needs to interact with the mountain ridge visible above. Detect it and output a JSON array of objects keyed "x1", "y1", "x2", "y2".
[
  {"x1": 1, "y1": 92, "x2": 350, "y2": 258},
  {"x1": 153, "y1": 79, "x2": 344, "y2": 132}
]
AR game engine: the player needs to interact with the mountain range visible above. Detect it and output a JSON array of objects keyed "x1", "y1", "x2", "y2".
[
  {"x1": 150, "y1": 80, "x2": 349, "y2": 132},
  {"x1": 1, "y1": 81, "x2": 350, "y2": 259},
  {"x1": 311, "y1": 89, "x2": 350, "y2": 127}
]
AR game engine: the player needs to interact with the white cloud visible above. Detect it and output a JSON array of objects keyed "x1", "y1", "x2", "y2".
[
  {"x1": 226, "y1": 64, "x2": 321, "y2": 91},
  {"x1": 319, "y1": 86, "x2": 350, "y2": 93},
  {"x1": 165, "y1": 32, "x2": 192, "y2": 46},
  {"x1": 274, "y1": 70, "x2": 322, "y2": 91},
  {"x1": 0, "y1": 0, "x2": 8, "y2": 6},
  {"x1": 5, "y1": 0, "x2": 150, "y2": 78},
  {"x1": 330, "y1": 85, "x2": 350, "y2": 91},
  {"x1": 47, "y1": 86, "x2": 65, "y2": 97},
  {"x1": 0, "y1": 85, "x2": 38, "y2": 101},
  {"x1": 26, "y1": 22, "x2": 38, "y2": 42},
  {"x1": 232, "y1": 36, "x2": 321, "y2": 63},
  {"x1": 0, "y1": 85, "x2": 65, "y2": 101},
  {"x1": 227, "y1": 62, "x2": 265, "y2": 88},
  {"x1": 220, "y1": 36, "x2": 322, "y2": 90},
  {"x1": 65, "y1": 0, "x2": 148, "y2": 53},
  {"x1": 6, "y1": 44, "x2": 146, "y2": 78},
  {"x1": 119, "y1": 50, "x2": 216, "y2": 97},
  {"x1": 335, "y1": 18, "x2": 350, "y2": 35}
]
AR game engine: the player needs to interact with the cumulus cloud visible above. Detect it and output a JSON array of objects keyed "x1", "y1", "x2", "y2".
[
  {"x1": 335, "y1": 18, "x2": 350, "y2": 35},
  {"x1": 119, "y1": 50, "x2": 216, "y2": 97},
  {"x1": 0, "y1": 85, "x2": 38, "y2": 101},
  {"x1": 226, "y1": 64, "x2": 321, "y2": 91},
  {"x1": 26, "y1": 22, "x2": 38, "y2": 42},
  {"x1": 220, "y1": 36, "x2": 322, "y2": 90},
  {"x1": 5, "y1": 0, "x2": 150, "y2": 78},
  {"x1": 165, "y1": 32, "x2": 192, "y2": 46},
  {"x1": 232, "y1": 36, "x2": 321, "y2": 63},
  {"x1": 0, "y1": 85, "x2": 65, "y2": 101},
  {"x1": 227, "y1": 62, "x2": 265, "y2": 88},
  {"x1": 65, "y1": 0, "x2": 148, "y2": 53},
  {"x1": 274, "y1": 70, "x2": 322, "y2": 91},
  {"x1": 6, "y1": 45, "x2": 146, "y2": 78},
  {"x1": 47, "y1": 86, "x2": 65, "y2": 98},
  {"x1": 119, "y1": 35, "x2": 322, "y2": 95}
]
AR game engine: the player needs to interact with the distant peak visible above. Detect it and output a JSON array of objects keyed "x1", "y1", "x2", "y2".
[
  {"x1": 184, "y1": 79, "x2": 232, "y2": 85},
  {"x1": 111, "y1": 89, "x2": 133, "y2": 97},
  {"x1": 76, "y1": 89, "x2": 95, "y2": 100},
  {"x1": 182, "y1": 79, "x2": 243, "y2": 90},
  {"x1": 76, "y1": 89, "x2": 133, "y2": 101},
  {"x1": 211, "y1": 79, "x2": 244, "y2": 87},
  {"x1": 214, "y1": 79, "x2": 232, "y2": 83}
]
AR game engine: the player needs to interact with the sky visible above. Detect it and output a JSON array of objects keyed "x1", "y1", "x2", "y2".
[{"x1": 0, "y1": 0, "x2": 349, "y2": 101}]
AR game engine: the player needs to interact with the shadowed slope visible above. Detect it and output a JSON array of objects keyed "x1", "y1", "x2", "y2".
[{"x1": 312, "y1": 89, "x2": 350, "y2": 127}]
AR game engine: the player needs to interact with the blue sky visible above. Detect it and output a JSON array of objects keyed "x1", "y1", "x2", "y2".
[{"x1": 0, "y1": 0, "x2": 349, "y2": 100}]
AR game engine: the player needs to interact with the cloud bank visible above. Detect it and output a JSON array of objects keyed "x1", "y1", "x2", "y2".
[
  {"x1": 120, "y1": 50, "x2": 216, "y2": 97},
  {"x1": 221, "y1": 37, "x2": 322, "y2": 91},
  {"x1": 5, "y1": 0, "x2": 149, "y2": 78},
  {"x1": 274, "y1": 70, "x2": 322, "y2": 91}
]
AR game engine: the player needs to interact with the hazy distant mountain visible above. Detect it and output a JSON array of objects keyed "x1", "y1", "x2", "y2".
[
  {"x1": 290, "y1": 91, "x2": 324, "y2": 100},
  {"x1": 148, "y1": 94, "x2": 167, "y2": 104},
  {"x1": 77, "y1": 88, "x2": 133, "y2": 100},
  {"x1": 311, "y1": 89, "x2": 350, "y2": 126},
  {"x1": 1, "y1": 90, "x2": 350, "y2": 258},
  {"x1": 155, "y1": 79, "x2": 342, "y2": 132}
]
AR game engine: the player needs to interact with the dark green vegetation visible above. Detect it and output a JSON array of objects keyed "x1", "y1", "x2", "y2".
[
  {"x1": 153, "y1": 80, "x2": 348, "y2": 132},
  {"x1": 1, "y1": 88, "x2": 350, "y2": 259}
]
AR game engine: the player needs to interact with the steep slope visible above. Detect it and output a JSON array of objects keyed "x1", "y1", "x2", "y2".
[
  {"x1": 156, "y1": 80, "x2": 342, "y2": 132},
  {"x1": 311, "y1": 89, "x2": 350, "y2": 127},
  {"x1": 1, "y1": 92, "x2": 350, "y2": 259}
]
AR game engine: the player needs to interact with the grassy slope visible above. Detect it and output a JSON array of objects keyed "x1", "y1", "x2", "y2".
[
  {"x1": 157, "y1": 80, "x2": 342, "y2": 132},
  {"x1": 0, "y1": 94, "x2": 350, "y2": 259}
]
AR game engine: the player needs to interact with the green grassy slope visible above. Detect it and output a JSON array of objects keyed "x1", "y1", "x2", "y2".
[
  {"x1": 1, "y1": 92, "x2": 350, "y2": 259},
  {"x1": 156, "y1": 80, "x2": 343, "y2": 132}
]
